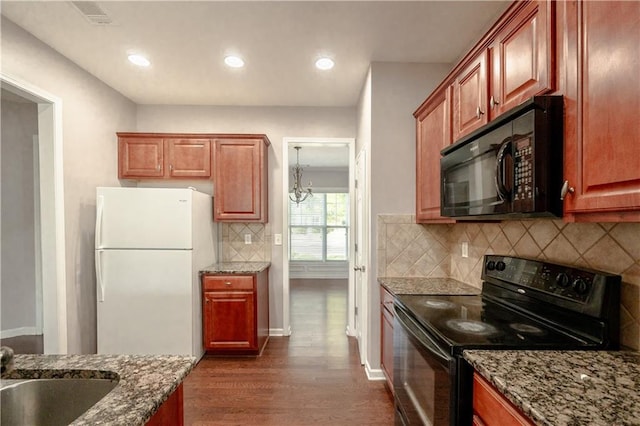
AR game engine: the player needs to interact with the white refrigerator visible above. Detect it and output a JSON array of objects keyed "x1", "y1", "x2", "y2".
[{"x1": 95, "y1": 187, "x2": 215, "y2": 358}]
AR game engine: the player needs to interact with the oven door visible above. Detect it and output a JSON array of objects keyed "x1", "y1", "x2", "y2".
[{"x1": 393, "y1": 304, "x2": 457, "y2": 426}]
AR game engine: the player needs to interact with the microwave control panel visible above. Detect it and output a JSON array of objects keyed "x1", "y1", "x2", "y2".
[{"x1": 513, "y1": 137, "x2": 533, "y2": 210}]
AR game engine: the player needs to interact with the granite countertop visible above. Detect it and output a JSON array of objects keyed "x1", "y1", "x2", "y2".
[
  {"x1": 1, "y1": 354, "x2": 195, "y2": 425},
  {"x1": 201, "y1": 261, "x2": 271, "y2": 274},
  {"x1": 378, "y1": 276, "x2": 480, "y2": 296},
  {"x1": 464, "y1": 350, "x2": 640, "y2": 426}
]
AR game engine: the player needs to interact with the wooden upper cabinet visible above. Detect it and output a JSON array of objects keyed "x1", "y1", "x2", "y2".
[
  {"x1": 166, "y1": 138, "x2": 211, "y2": 178},
  {"x1": 415, "y1": 85, "x2": 456, "y2": 223},
  {"x1": 453, "y1": 50, "x2": 489, "y2": 141},
  {"x1": 489, "y1": 0, "x2": 554, "y2": 118},
  {"x1": 118, "y1": 136, "x2": 165, "y2": 178},
  {"x1": 117, "y1": 133, "x2": 211, "y2": 179},
  {"x1": 213, "y1": 136, "x2": 269, "y2": 222},
  {"x1": 560, "y1": 0, "x2": 640, "y2": 221}
]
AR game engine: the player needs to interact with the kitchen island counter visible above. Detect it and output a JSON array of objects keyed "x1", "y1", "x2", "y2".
[
  {"x1": 378, "y1": 276, "x2": 480, "y2": 296},
  {"x1": 1, "y1": 353, "x2": 195, "y2": 425},
  {"x1": 464, "y1": 350, "x2": 640, "y2": 426},
  {"x1": 201, "y1": 261, "x2": 270, "y2": 274}
]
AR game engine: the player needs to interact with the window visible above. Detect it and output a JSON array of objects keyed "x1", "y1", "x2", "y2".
[{"x1": 289, "y1": 193, "x2": 349, "y2": 261}]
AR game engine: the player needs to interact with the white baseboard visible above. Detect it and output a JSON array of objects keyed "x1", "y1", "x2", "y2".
[
  {"x1": 1, "y1": 326, "x2": 40, "y2": 339},
  {"x1": 269, "y1": 327, "x2": 292, "y2": 336},
  {"x1": 345, "y1": 325, "x2": 356, "y2": 337},
  {"x1": 365, "y1": 361, "x2": 386, "y2": 381}
]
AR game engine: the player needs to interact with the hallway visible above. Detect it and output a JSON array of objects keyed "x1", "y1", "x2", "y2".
[{"x1": 182, "y1": 278, "x2": 394, "y2": 425}]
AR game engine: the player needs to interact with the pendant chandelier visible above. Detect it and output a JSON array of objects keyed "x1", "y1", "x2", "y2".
[{"x1": 289, "y1": 146, "x2": 313, "y2": 205}]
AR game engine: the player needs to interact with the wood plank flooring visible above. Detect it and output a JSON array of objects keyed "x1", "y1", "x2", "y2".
[{"x1": 183, "y1": 278, "x2": 395, "y2": 425}]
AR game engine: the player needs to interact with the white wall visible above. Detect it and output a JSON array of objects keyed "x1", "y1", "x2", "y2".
[
  {"x1": 1, "y1": 17, "x2": 137, "y2": 353},
  {"x1": 135, "y1": 105, "x2": 356, "y2": 331},
  {"x1": 300, "y1": 168, "x2": 349, "y2": 191},
  {"x1": 365, "y1": 62, "x2": 452, "y2": 368},
  {"x1": 1, "y1": 98, "x2": 38, "y2": 335}
]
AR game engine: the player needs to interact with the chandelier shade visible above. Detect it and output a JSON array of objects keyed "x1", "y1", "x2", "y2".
[{"x1": 289, "y1": 146, "x2": 312, "y2": 205}]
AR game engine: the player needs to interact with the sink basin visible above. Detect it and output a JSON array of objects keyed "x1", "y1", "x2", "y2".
[{"x1": 1, "y1": 378, "x2": 118, "y2": 426}]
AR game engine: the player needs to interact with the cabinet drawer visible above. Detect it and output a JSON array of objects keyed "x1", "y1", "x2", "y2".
[
  {"x1": 203, "y1": 275, "x2": 254, "y2": 291},
  {"x1": 473, "y1": 373, "x2": 534, "y2": 426},
  {"x1": 380, "y1": 286, "x2": 395, "y2": 315}
]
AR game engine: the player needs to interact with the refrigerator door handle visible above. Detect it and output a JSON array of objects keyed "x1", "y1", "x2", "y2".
[
  {"x1": 96, "y1": 250, "x2": 105, "y2": 302},
  {"x1": 95, "y1": 195, "x2": 104, "y2": 249}
]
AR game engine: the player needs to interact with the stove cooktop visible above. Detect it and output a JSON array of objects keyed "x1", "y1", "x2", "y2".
[{"x1": 395, "y1": 293, "x2": 597, "y2": 354}]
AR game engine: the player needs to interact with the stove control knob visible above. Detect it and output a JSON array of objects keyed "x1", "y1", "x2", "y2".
[
  {"x1": 495, "y1": 261, "x2": 506, "y2": 271},
  {"x1": 556, "y1": 273, "x2": 570, "y2": 288},
  {"x1": 572, "y1": 278, "x2": 589, "y2": 295},
  {"x1": 487, "y1": 260, "x2": 496, "y2": 271}
]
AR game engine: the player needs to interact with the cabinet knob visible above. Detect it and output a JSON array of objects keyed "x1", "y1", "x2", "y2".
[
  {"x1": 225, "y1": 281, "x2": 232, "y2": 286},
  {"x1": 169, "y1": 164, "x2": 173, "y2": 172},
  {"x1": 560, "y1": 180, "x2": 575, "y2": 200},
  {"x1": 490, "y1": 96, "x2": 500, "y2": 109},
  {"x1": 476, "y1": 106, "x2": 485, "y2": 118},
  {"x1": 156, "y1": 164, "x2": 161, "y2": 171}
]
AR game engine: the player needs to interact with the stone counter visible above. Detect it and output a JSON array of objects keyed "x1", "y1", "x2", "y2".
[
  {"x1": 378, "y1": 276, "x2": 480, "y2": 296},
  {"x1": 1, "y1": 354, "x2": 195, "y2": 425},
  {"x1": 201, "y1": 261, "x2": 271, "y2": 274},
  {"x1": 464, "y1": 350, "x2": 640, "y2": 426}
]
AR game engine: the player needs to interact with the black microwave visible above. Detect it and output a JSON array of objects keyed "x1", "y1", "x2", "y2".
[{"x1": 440, "y1": 95, "x2": 563, "y2": 219}]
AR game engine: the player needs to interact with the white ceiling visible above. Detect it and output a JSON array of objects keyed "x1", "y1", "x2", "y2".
[{"x1": 1, "y1": 0, "x2": 509, "y2": 108}]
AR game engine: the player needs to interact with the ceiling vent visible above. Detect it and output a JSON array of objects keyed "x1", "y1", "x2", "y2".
[{"x1": 71, "y1": 1, "x2": 114, "y2": 25}]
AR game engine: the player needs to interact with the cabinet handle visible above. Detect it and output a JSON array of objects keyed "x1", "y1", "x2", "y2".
[
  {"x1": 225, "y1": 281, "x2": 232, "y2": 286},
  {"x1": 490, "y1": 96, "x2": 500, "y2": 109},
  {"x1": 156, "y1": 164, "x2": 161, "y2": 171},
  {"x1": 476, "y1": 106, "x2": 485, "y2": 118},
  {"x1": 560, "y1": 180, "x2": 575, "y2": 200},
  {"x1": 169, "y1": 164, "x2": 173, "y2": 172}
]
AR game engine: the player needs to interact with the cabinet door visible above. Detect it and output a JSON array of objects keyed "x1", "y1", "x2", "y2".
[
  {"x1": 453, "y1": 49, "x2": 489, "y2": 141},
  {"x1": 490, "y1": 0, "x2": 554, "y2": 118},
  {"x1": 415, "y1": 86, "x2": 456, "y2": 223},
  {"x1": 118, "y1": 137, "x2": 164, "y2": 178},
  {"x1": 561, "y1": 0, "x2": 640, "y2": 220},
  {"x1": 380, "y1": 287, "x2": 394, "y2": 391},
  {"x1": 166, "y1": 138, "x2": 211, "y2": 178},
  {"x1": 203, "y1": 291, "x2": 256, "y2": 350},
  {"x1": 213, "y1": 138, "x2": 267, "y2": 222}
]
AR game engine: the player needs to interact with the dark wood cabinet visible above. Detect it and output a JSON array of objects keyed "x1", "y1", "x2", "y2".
[
  {"x1": 559, "y1": 0, "x2": 640, "y2": 221},
  {"x1": 202, "y1": 269, "x2": 269, "y2": 355},
  {"x1": 380, "y1": 286, "x2": 394, "y2": 392},
  {"x1": 415, "y1": 85, "x2": 456, "y2": 224},
  {"x1": 489, "y1": 0, "x2": 554, "y2": 118},
  {"x1": 452, "y1": 49, "x2": 489, "y2": 141},
  {"x1": 213, "y1": 136, "x2": 270, "y2": 223},
  {"x1": 473, "y1": 373, "x2": 534, "y2": 426},
  {"x1": 118, "y1": 133, "x2": 211, "y2": 179},
  {"x1": 146, "y1": 384, "x2": 184, "y2": 426}
]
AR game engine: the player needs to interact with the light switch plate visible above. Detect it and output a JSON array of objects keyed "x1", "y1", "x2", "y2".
[
  {"x1": 274, "y1": 233, "x2": 282, "y2": 245},
  {"x1": 244, "y1": 234, "x2": 252, "y2": 244},
  {"x1": 462, "y1": 242, "x2": 469, "y2": 258}
]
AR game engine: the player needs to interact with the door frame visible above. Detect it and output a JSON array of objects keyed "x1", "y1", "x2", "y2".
[
  {"x1": 1, "y1": 73, "x2": 68, "y2": 354},
  {"x1": 281, "y1": 137, "x2": 356, "y2": 337},
  {"x1": 353, "y1": 148, "x2": 369, "y2": 364}
]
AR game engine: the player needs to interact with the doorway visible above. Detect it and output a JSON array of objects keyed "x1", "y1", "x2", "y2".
[
  {"x1": 282, "y1": 138, "x2": 356, "y2": 340},
  {"x1": 0, "y1": 75, "x2": 67, "y2": 354}
]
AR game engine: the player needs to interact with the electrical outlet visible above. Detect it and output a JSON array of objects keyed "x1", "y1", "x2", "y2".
[
  {"x1": 462, "y1": 242, "x2": 469, "y2": 258},
  {"x1": 274, "y1": 234, "x2": 282, "y2": 246},
  {"x1": 244, "y1": 234, "x2": 252, "y2": 245}
]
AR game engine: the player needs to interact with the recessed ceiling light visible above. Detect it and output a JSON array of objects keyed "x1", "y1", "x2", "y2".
[
  {"x1": 128, "y1": 54, "x2": 150, "y2": 67},
  {"x1": 315, "y1": 57, "x2": 335, "y2": 70},
  {"x1": 224, "y1": 55, "x2": 245, "y2": 68}
]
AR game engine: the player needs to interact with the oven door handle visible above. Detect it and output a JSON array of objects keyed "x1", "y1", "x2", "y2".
[{"x1": 394, "y1": 305, "x2": 453, "y2": 365}]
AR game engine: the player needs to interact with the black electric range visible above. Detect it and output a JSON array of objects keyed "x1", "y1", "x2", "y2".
[{"x1": 393, "y1": 255, "x2": 621, "y2": 426}]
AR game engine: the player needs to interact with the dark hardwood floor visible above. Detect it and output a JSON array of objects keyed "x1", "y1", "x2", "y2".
[{"x1": 183, "y1": 278, "x2": 395, "y2": 425}]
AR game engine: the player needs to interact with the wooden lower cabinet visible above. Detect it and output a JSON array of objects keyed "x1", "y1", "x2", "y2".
[
  {"x1": 146, "y1": 384, "x2": 184, "y2": 426},
  {"x1": 202, "y1": 269, "x2": 269, "y2": 355},
  {"x1": 473, "y1": 373, "x2": 534, "y2": 426},
  {"x1": 380, "y1": 286, "x2": 394, "y2": 392}
]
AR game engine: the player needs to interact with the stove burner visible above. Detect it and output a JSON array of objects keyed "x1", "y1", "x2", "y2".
[
  {"x1": 445, "y1": 319, "x2": 497, "y2": 335},
  {"x1": 509, "y1": 322, "x2": 546, "y2": 335},
  {"x1": 423, "y1": 300, "x2": 457, "y2": 310}
]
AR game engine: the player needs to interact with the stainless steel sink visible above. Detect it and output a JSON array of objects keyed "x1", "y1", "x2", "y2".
[{"x1": 0, "y1": 378, "x2": 118, "y2": 426}]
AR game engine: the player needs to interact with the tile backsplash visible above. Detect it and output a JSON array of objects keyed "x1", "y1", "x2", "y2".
[
  {"x1": 220, "y1": 223, "x2": 271, "y2": 262},
  {"x1": 378, "y1": 215, "x2": 640, "y2": 351}
]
